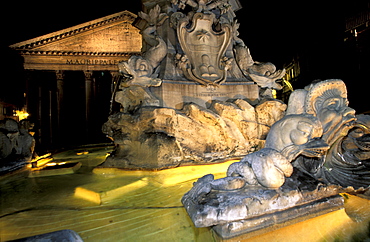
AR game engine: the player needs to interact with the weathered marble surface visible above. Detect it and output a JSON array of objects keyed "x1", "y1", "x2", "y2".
[
  {"x1": 14, "y1": 229, "x2": 83, "y2": 242},
  {"x1": 182, "y1": 170, "x2": 345, "y2": 238},
  {"x1": 182, "y1": 79, "x2": 370, "y2": 238},
  {"x1": 288, "y1": 80, "x2": 370, "y2": 188},
  {"x1": 0, "y1": 118, "x2": 36, "y2": 175},
  {"x1": 102, "y1": 0, "x2": 288, "y2": 168},
  {"x1": 0, "y1": 119, "x2": 35, "y2": 163},
  {"x1": 102, "y1": 98, "x2": 286, "y2": 169}
]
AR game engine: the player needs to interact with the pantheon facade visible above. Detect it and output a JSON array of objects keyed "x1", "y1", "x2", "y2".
[{"x1": 10, "y1": 10, "x2": 142, "y2": 149}]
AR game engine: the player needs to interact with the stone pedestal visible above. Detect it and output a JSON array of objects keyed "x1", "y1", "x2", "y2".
[
  {"x1": 212, "y1": 195, "x2": 344, "y2": 239},
  {"x1": 151, "y1": 81, "x2": 259, "y2": 109},
  {"x1": 181, "y1": 171, "x2": 347, "y2": 240}
]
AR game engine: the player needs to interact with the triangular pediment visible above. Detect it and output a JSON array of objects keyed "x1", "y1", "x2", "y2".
[{"x1": 10, "y1": 10, "x2": 142, "y2": 55}]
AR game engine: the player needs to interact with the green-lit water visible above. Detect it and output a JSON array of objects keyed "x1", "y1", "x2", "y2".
[{"x1": 1, "y1": 145, "x2": 370, "y2": 241}]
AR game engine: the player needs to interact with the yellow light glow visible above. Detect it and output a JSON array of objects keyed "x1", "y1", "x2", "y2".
[
  {"x1": 74, "y1": 178, "x2": 149, "y2": 204},
  {"x1": 76, "y1": 151, "x2": 89, "y2": 156},
  {"x1": 14, "y1": 110, "x2": 29, "y2": 120},
  {"x1": 45, "y1": 162, "x2": 67, "y2": 166},
  {"x1": 272, "y1": 89, "x2": 277, "y2": 99},
  {"x1": 283, "y1": 79, "x2": 294, "y2": 92},
  {"x1": 93, "y1": 159, "x2": 239, "y2": 187}
]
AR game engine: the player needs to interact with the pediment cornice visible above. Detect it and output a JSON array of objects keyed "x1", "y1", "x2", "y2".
[
  {"x1": 10, "y1": 10, "x2": 137, "y2": 50},
  {"x1": 18, "y1": 50, "x2": 142, "y2": 57}
]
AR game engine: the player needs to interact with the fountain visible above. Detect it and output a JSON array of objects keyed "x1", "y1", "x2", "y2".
[
  {"x1": 2, "y1": 1, "x2": 369, "y2": 241},
  {"x1": 101, "y1": 0, "x2": 286, "y2": 169},
  {"x1": 99, "y1": 2, "x2": 370, "y2": 238},
  {"x1": 182, "y1": 79, "x2": 370, "y2": 238}
]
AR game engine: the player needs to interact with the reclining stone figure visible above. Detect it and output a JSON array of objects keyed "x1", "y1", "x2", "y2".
[
  {"x1": 182, "y1": 79, "x2": 369, "y2": 236},
  {"x1": 227, "y1": 114, "x2": 329, "y2": 188},
  {"x1": 183, "y1": 79, "x2": 366, "y2": 199}
]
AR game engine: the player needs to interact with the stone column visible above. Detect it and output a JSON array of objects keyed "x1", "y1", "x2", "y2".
[
  {"x1": 55, "y1": 70, "x2": 64, "y2": 131},
  {"x1": 110, "y1": 71, "x2": 120, "y2": 93},
  {"x1": 24, "y1": 71, "x2": 32, "y2": 114},
  {"x1": 84, "y1": 70, "x2": 93, "y2": 141},
  {"x1": 109, "y1": 71, "x2": 121, "y2": 114},
  {"x1": 37, "y1": 85, "x2": 43, "y2": 146}
]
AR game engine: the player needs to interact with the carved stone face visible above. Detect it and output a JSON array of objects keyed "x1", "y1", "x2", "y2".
[
  {"x1": 304, "y1": 80, "x2": 356, "y2": 145},
  {"x1": 314, "y1": 90, "x2": 355, "y2": 145}
]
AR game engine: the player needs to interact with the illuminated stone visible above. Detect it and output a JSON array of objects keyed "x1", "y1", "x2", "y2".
[
  {"x1": 182, "y1": 79, "x2": 370, "y2": 238},
  {"x1": 29, "y1": 162, "x2": 81, "y2": 178},
  {"x1": 74, "y1": 177, "x2": 148, "y2": 204},
  {"x1": 101, "y1": 100, "x2": 283, "y2": 169},
  {"x1": 10, "y1": 11, "x2": 142, "y2": 71},
  {"x1": 101, "y1": 0, "x2": 291, "y2": 169},
  {"x1": 14, "y1": 229, "x2": 83, "y2": 242}
]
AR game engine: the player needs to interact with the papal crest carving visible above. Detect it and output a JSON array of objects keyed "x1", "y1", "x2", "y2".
[{"x1": 177, "y1": 13, "x2": 231, "y2": 85}]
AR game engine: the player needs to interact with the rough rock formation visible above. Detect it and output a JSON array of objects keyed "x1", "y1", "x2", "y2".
[{"x1": 101, "y1": 98, "x2": 286, "y2": 169}]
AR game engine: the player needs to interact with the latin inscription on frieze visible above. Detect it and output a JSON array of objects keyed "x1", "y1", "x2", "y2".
[
  {"x1": 195, "y1": 92, "x2": 228, "y2": 97},
  {"x1": 195, "y1": 86, "x2": 228, "y2": 97},
  {"x1": 66, "y1": 59, "x2": 124, "y2": 65}
]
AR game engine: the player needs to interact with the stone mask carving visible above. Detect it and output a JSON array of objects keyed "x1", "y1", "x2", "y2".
[
  {"x1": 282, "y1": 79, "x2": 370, "y2": 189},
  {"x1": 304, "y1": 80, "x2": 356, "y2": 145}
]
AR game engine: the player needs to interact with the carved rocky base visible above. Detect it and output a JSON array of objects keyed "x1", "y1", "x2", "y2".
[
  {"x1": 101, "y1": 98, "x2": 286, "y2": 169},
  {"x1": 212, "y1": 196, "x2": 343, "y2": 239},
  {"x1": 100, "y1": 132, "x2": 183, "y2": 169},
  {"x1": 181, "y1": 170, "x2": 348, "y2": 239}
]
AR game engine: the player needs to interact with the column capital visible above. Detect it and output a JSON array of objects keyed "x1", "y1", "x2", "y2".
[
  {"x1": 55, "y1": 70, "x2": 65, "y2": 80},
  {"x1": 110, "y1": 71, "x2": 120, "y2": 78},
  {"x1": 83, "y1": 70, "x2": 93, "y2": 80}
]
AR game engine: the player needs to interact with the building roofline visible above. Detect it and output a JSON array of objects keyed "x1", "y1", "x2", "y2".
[{"x1": 9, "y1": 10, "x2": 137, "y2": 50}]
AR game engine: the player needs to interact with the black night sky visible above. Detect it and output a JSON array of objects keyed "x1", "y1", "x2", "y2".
[
  {"x1": 0, "y1": 1, "x2": 368, "y2": 111},
  {"x1": 2, "y1": 2, "x2": 345, "y2": 59}
]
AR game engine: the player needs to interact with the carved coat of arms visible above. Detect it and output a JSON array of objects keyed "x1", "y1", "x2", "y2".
[{"x1": 177, "y1": 13, "x2": 231, "y2": 85}]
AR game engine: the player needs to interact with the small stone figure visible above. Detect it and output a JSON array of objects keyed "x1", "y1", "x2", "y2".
[
  {"x1": 0, "y1": 118, "x2": 35, "y2": 164},
  {"x1": 0, "y1": 119, "x2": 19, "y2": 160},
  {"x1": 19, "y1": 119, "x2": 35, "y2": 161}
]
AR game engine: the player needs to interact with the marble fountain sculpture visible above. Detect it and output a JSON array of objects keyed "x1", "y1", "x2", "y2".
[
  {"x1": 98, "y1": 0, "x2": 370, "y2": 239},
  {"x1": 182, "y1": 79, "x2": 370, "y2": 238},
  {"x1": 101, "y1": 0, "x2": 287, "y2": 169}
]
